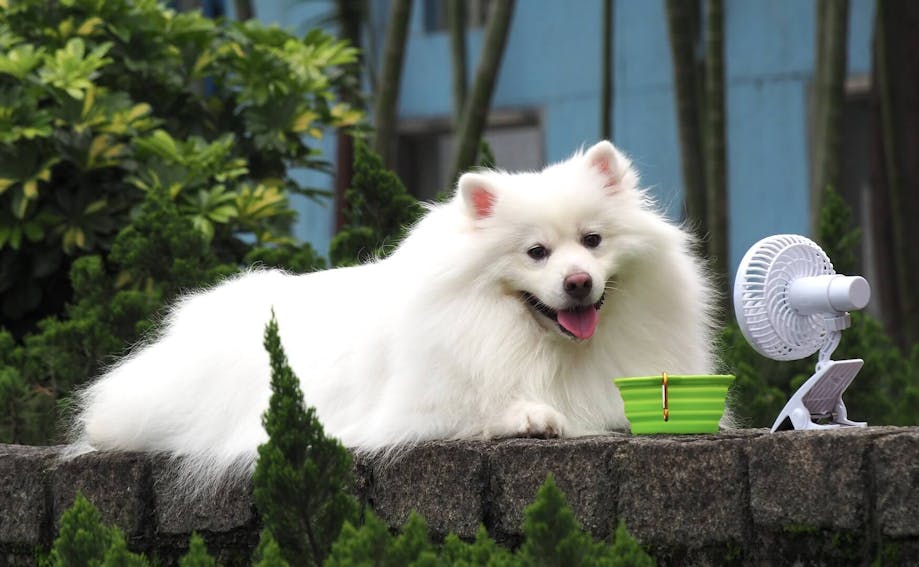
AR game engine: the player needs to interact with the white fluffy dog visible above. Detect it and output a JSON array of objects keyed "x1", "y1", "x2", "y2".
[{"x1": 71, "y1": 141, "x2": 715, "y2": 484}]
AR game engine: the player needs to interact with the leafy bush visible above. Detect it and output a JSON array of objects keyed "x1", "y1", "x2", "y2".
[
  {"x1": 0, "y1": 0, "x2": 354, "y2": 444},
  {"x1": 0, "y1": 189, "x2": 233, "y2": 443},
  {"x1": 0, "y1": 0, "x2": 361, "y2": 334}
]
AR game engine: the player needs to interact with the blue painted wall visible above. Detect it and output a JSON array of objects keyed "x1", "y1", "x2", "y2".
[{"x1": 251, "y1": 0, "x2": 876, "y2": 282}]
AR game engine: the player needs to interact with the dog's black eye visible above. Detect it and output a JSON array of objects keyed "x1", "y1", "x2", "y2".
[
  {"x1": 527, "y1": 245, "x2": 549, "y2": 261},
  {"x1": 582, "y1": 233, "x2": 602, "y2": 248}
]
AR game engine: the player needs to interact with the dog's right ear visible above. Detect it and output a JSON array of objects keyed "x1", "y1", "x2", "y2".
[
  {"x1": 458, "y1": 173, "x2": 497, "y2": 220},
  {"x1": 584, "y1": 140, "x2": 633, "y2": 192}
]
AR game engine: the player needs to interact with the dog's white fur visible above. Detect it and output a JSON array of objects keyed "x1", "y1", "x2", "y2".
[{"x1": 71, "y1": 141, "x2": 716, "y2": 486}]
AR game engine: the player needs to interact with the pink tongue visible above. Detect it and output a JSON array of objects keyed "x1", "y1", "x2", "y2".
[{"x1": 556, "y1": 307, "x2": 600, "y2": 339}]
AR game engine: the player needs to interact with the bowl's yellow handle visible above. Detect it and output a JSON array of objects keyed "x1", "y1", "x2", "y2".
[{"x1": 661, "y1": 372, "x2": 669, "y2": 422}]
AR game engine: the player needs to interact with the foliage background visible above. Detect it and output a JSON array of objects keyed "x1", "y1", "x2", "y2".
[
  {"x1": 0, "y1": 0, "x2": 358, "y2": 443},
  {"x1": 0, "y1": 0, "x2": 916, "y2": 447},
  {"x1": 1, "y1": 2, "x2": 916, "y2": 563}
]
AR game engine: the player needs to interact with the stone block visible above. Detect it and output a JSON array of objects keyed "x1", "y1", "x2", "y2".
[
  {"x1": 151, "y1": 457, "x2": 256, "y2": 535},
  {"x1": 746, "y1": 428, "x2": 889, "y2": 565},
  {"x1": 874, "y1": 430, "x2": 919, "y2": 538},
  {"x1": 615, "y1": 436, "x2": 748, "y2": 549},
  {"x1": 0, "y1": 444, "x2": 61, "y2": 546},
  {"x1": 488, "y1": 435, "x2": 626, "y2": 540},
  {"x1": 51, "y1": 450, "x2": 150, "y2": 539},
  {"x1": 1, "y1": 550, "x2": 44, "y2": 566},
  {"x1": 748, "y1": 428, "x2": 876, "y2": 531},
  {"x1": 368, "y1": 441, "x2": 488, "y2": 539}
]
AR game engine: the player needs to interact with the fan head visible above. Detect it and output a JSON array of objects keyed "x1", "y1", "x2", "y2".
[{"x1": 733, "y1": 234, "x2": 835, "y2": 361}]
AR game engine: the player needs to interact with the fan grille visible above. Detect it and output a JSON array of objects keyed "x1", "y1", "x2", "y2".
[{"x1": 735, "y1": 234, "x2": 835, "y2": 360}]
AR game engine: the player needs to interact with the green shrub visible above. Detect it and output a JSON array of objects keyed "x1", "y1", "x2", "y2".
[
  {"x1": 0, "y1": 189, "x2": 231, "y2": 443},
  {"x1": 49, "y1": 492, "x2": 113, "y2": 566},
  {"x1": 440, "y1": 527, "x2": 517, "y2": 566},
  {"x1": 0, "y1": 0, "x2": 361, "y2": 334},
  {"x1": 179, "y1": 534, "x2": 217, "y2": 567},
  {"x1": 253, "y1": 312, "x2": 359, "y2": 566},
  {"x1": 518, "y1": 476, "x2": 654, "y2": 567},
  {"x1": 330, "y1": 141, "x2": 423, "y2": 266},
  {"x1": 326, "y1": 476, "x2": 654, "y2": 566},
  {"x1": 48, "y1": 492, "x2": 149, "y2": 567},
  {"x1": 101, "y1": 530, "x2": 150, "y2": 567},
  {"x1": 252, "y1": 530, "x2": 291, "y2": 567}
]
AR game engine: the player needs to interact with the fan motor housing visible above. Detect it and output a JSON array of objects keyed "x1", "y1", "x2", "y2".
[{"x1": 788, "y1": 274, "x2": 871, "y2": 315}]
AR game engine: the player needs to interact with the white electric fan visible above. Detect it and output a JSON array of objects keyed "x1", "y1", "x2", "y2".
[{"x1": 733, "y1": 234, "x2": 872, "y2": 432}]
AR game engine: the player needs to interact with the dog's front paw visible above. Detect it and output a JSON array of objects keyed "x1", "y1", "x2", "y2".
[{"x1": 491, "y1": 401, "x2": 567, "y2": 439}]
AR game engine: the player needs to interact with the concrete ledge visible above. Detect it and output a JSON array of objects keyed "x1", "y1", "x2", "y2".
[{"x1": 2, "y1": 427, "x2": 918, "y2": 566}]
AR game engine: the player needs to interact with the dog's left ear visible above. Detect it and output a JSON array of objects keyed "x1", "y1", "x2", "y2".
[
  {"x1": 458, "y1": 173, "x2": 498, "y2": 220},
  {"x1": 584, "y1": 141, "x2": 629, "y2": 192}
]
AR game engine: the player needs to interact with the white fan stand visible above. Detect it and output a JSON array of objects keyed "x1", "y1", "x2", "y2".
[{"x1": 733, "y1": 235, "x2": 872, "y2": 432}]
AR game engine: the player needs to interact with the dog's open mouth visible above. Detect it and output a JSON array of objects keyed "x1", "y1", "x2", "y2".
[{"x1": 521, "y1": 292, "x2": 606, "y2": 340}]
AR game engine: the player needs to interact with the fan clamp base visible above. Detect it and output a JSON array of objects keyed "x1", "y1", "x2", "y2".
[{"x1": 771, "y1": 358, "x2": 867, "y2": 432}]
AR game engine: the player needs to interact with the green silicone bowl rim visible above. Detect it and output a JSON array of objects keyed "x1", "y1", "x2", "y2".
[{"x1": 614, "y1": 374, "x2": 735, "y2": 388}]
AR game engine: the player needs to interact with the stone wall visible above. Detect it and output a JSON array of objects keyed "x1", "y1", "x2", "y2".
[{"x1": 2, "y1": 427, "x2": 918, "y2": 566}]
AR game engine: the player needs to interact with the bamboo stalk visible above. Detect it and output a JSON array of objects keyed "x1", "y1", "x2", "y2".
[
  {"x1": 449, "y1": 0, "x2": 516, "y2": 184},
  {"x1": 372, "y1": 0, "x2": 413, "y2": 167}
]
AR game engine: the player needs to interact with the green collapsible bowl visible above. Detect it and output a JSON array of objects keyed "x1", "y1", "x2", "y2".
[{"x1": 614, "y1": 374, "x2": 735, "y2": 434}]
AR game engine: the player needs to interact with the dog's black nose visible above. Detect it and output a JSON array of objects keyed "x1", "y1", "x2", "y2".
[{"x1": 564, "y1": 272, "x2": 592, "y2": 300}]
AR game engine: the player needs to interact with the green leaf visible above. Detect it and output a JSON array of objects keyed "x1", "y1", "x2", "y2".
[
  {"x1": 22, "y1": 179, "x2": 38, "y2": 199},
  {"x1": 22, "y1": 220, "x2": 43, "y2": 242},
  {"x1": 291, "y1": 110, "x2": 318, "y2": 133},
  {"x1": 87, "y1": 135, "x2": 126, "y2": 168},
  {"x1": 518, "y1": 474, "x2": 593, "y2": 565},
  {"x1": 0, "y1": 44, "x2": 42, "y2": 79},
  {"x1": 38, "y1": 38, "x2": 113, "y2": 100},
  {"x1": 0, "y1": 178, "x2": 15, "y2": 195},
  {"x1": 11, "y1": 188, "x2": 29, "y2": 219},
  {"x1": 207, "y1": 204, "x2": 237, "y2": 223},
  {"x1": 135, "y1": 129, "x2": 182, "y2": 161},
  {"x1": 84, "y1": 199, "x2": 107, "y2": 215},
  {"x1": 76, "y1": 17, "x2": 105, "y2": 37},
  {"x1": 190, "y1": 215, "x2": 214, "y2": 241}
]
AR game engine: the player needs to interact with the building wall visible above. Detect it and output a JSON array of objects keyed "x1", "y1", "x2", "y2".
[{"x1": 252, "y1": 0, "x2": 877, "y2": 281}]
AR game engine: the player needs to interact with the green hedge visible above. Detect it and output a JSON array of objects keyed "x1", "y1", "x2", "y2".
[
  {"x1": 0, "y1": 0, "x2": 361, "y2": 335},
  {"x1": 0, "y1": 0, "x2": 363, "y2": 443}
]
